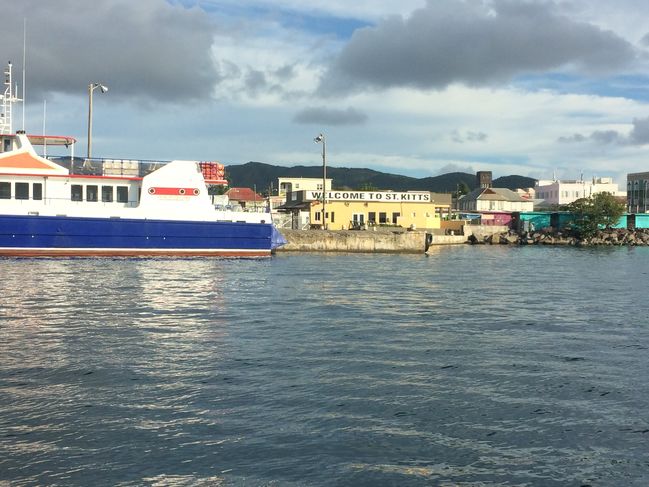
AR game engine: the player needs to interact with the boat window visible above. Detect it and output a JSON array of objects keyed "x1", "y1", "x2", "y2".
[
  {"x1": 71, "y1": 185, "x2": 83, "y2": 201},
  {"x1": 15, "y1": 182, "x2": 29, "y2": 200},
  {"x1": 0, "y1": 182, "x2": 10, "y2": 199},
  {"x1": 102, "y1": 186, "x2": 114, "y2": 202},
  {"x1": 33, "y1": 183, "x2": 43, "y2": 200},
  {"x1": 87, "y1": 185, "x2": 98, "y2": 202},
  {"x1": 116, "y1": 186, "x2": 128, "y2": 203}
]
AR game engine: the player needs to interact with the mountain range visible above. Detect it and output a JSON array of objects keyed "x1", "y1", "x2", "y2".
[{"x1": 224, "y1": 162, "x2": 536, "y2": 195}]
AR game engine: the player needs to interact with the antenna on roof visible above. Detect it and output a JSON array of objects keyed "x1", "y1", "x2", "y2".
[
  {"x1": 22, "y1": 18, "x2": 26, "y2": 131},
  {"x1": 0, "y1": 61, "x2": 23, "y2": 135},
  {"x1": 42, "y1": 99, "x2": 46, "y2": 158}
]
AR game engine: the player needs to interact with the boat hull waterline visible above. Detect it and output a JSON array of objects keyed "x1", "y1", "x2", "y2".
[{"x1": 0, "y1": 214, "x2": 282, "y2": 257}]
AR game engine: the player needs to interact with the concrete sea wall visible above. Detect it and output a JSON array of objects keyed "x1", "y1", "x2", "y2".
[
  {"x1": 276, "y1": 224, "x2": 649, "y2": 253},
  {"x1": 277, "y1": 229, "x2": 464, "y2": 253}
]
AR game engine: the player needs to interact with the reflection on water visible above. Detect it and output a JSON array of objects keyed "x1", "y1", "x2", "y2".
[{"x1": 1, "y1": 247, "x2": 649, "y2": 486}]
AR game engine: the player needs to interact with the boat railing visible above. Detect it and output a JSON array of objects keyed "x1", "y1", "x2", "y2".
[
  {"x1": 214, "y1": 204, "x2": 270, "y2": 214},
  {"x1": 46, "y1": 156, "x2": 170, "y2": 178}
]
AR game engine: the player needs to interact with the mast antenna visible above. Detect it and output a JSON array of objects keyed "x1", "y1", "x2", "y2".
[
  {"x1": 22, "y1": 18, "x2": 26, "y2": 131},
  {"x1": 0, "y1": 62, "x2": 23, "y2": 134}
]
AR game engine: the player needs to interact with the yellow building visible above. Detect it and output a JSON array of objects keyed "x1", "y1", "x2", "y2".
[{"x1": 282, "y1": 189, "x2": 450, "y2": 230}]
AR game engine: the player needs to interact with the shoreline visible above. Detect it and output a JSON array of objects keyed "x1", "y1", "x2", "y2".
[
  {"x1": 276, "y1": 227, "x2": 649, "y2": 253},
  {"x1": 469, "y1": 227, "x2": 649, "y2": 247}
]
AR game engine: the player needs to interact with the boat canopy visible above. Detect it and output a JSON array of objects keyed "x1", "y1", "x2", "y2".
[{"x1": 26, "y1": 134, "x2": 76, "y2": 146}]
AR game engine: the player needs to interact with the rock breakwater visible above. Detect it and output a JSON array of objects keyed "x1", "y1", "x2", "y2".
[{"x1": 468, "y1": 228, "x2": 649, "y2": 246}]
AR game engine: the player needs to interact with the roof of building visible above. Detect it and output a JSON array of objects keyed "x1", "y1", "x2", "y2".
[
  {"x1": 462, "y1": 187, "x2": 530, "y2": 203},
  {"x1": 276, "y1": 200, "x2": 313, "y2": 210},
  {"x1": 225, "y1": 187, "x2": 264, "y2": 202}
]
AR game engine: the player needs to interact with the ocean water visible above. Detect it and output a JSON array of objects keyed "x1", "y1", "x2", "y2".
[{"x1": 1, "y1": 246, "x2": 649, "y2": 486}]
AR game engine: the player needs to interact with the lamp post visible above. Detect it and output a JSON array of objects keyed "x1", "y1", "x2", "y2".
[
  {"x1": 314, "y1": 133, "x2": 326, "y2": 229},
  {"x1": 87, "y1": 82, "x2": 108, "y2": 160}
]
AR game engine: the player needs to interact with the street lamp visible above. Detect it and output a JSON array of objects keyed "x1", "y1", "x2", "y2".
[
  {"x1": 314, "y1": 133, "x2": 326, "y2": 229},
  {"x1": 87, "y1": 82, "x2": 108, "y2": 160}
]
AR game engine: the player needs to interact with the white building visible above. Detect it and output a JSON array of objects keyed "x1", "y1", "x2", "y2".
[
  {"x1": 458, "y1": 187, "x2": 534, "y2": 212},
  {"x1": 278, "y1": 177, "x2": 332, "y2": 197},
  {"x1": 535, "y1": 177, "x2": 625, "y2": 208},
  {"x1": 273, "y1": 177, "x2": 333, "y2": 228}
]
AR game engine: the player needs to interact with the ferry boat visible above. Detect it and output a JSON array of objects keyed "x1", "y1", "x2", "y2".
[{"x1": 0, "y1": 63, "x2": 285, "y2": 257}]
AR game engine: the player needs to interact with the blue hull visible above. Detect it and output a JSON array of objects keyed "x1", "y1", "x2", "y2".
[{"x1": 0, "y1": 214, "x2": 282, "y2": 257}]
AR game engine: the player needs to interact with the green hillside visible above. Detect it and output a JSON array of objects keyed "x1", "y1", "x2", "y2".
[{"x1": 224, "y1": 161, "x2": 536, "y2": 195}]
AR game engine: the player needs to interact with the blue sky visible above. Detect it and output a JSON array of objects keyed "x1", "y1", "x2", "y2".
[{"x1": 5, "y1": 0, "x2": 649, "y2": 185}]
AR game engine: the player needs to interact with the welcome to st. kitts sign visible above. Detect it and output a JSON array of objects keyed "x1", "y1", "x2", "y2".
[{"x1": 306, "y1": 190, "x2": 431, "y2": 202}]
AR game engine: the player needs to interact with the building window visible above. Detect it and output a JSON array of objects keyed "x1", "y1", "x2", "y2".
[
  {"x1": 15, "y1": 182, "x2": 29, "y2": 200},
  {"x1": 116, "y1": 186, "x2": 128, "y2": 203},
  {"x1": 102, "y1": 186, "x2": 114, "y2": 202},
  {"x1": 392, "y1": 212, "x2": 400, "y2": 224},
  {"x1": 368, "y1": 212, "x2": 376, "y2": 224},
  {"x1": 330, "y1": 211, "x2": 335, "y2": 223},
  {"x1": 379, "y1": 212, "x2": 387, "y2": 224},
  {"x1": 86, "y1": 185, "x2": 98, "y2": 202},
  {"x1": 71, "y1": 185, "x2": 83, "y2": 201},
  {"x1": 0, "y1": 182, "x2": 10, "y2": 199},
  {"x1": 33, "y1": 183, "x2": 42, "y2": 200},
  {"x1": 314, "y1": 211, "x2": 321, "y2": 221}
]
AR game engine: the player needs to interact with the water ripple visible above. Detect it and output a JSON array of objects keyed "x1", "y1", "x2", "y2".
[{"x1": 1, "y1": 248, "x2": 649, "y2": 485}]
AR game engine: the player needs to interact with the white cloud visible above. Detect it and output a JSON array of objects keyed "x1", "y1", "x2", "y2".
[
  {"x1": 319, "y1": 0, "x2": 638, "y2": 95},
  {"x1": 9, "y1": 0, "x2": 649, "y2": 185}
]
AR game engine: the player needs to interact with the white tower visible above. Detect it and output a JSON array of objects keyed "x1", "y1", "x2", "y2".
[{"x1": 0, "y1": 62, "x2": 22, "y2": 135}]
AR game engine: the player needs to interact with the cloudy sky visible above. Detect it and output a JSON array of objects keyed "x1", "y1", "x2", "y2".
[{"x1": 4, "y1": 0, "x2": 649, "y2": 183}]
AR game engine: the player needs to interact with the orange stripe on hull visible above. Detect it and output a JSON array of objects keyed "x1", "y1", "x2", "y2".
[{"x1": 0, "y1": 248, "x2": 271, "y2": 258}]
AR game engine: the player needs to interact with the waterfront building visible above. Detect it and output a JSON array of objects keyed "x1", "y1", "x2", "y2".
[
  {"x1": 280, "y1": 189, "x2": 450, "y2": 230},
  {"x1": 535, "y1": 177, "x2": 624, "y2": 208},
  {"x1": 627, "y1": 172, "x2": 649, "y2": 213},
  {"x1": 225, "y1": 187, "x2": 265, "y2": 211},
  {"x1": 278, "y1": 177, "x2": 332, "y2": 197},
  {"x1": 458, "y1": 187, "x2": 534, "y2": 213}
]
